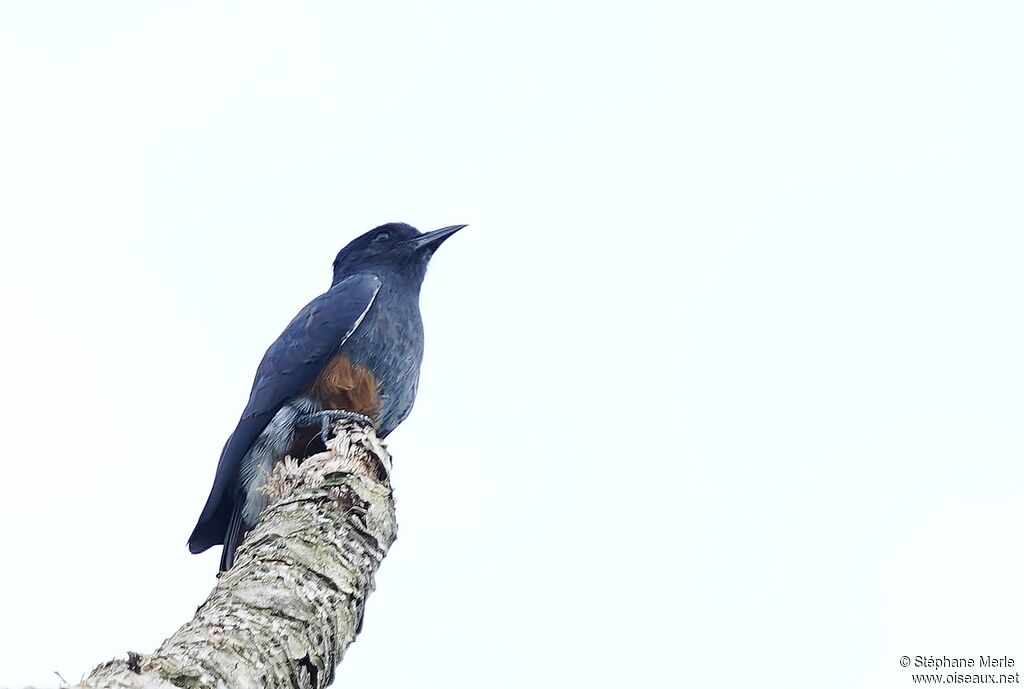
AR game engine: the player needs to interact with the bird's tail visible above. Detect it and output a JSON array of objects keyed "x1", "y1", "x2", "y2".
[{"x1": 220, "y1": 497, "x2": 247, "y2": 571}]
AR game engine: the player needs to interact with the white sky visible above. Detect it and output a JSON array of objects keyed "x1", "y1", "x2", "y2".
[{"x1": 1, "y1": 2, "x2": 1022, "y2": 688}]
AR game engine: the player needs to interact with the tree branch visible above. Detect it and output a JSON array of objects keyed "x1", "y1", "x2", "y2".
[{"x1": 77, "y1": 420, "x2": 397, "y2": 689}]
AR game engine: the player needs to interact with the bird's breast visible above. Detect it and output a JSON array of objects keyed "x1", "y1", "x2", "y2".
[{"x1": 341, "y1": 292, "x2": 424, "y2": 436}]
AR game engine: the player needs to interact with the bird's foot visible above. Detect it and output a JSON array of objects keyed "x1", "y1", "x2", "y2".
[{"x1": 297, "y1": 409, "x2": 375, "y2": 442}]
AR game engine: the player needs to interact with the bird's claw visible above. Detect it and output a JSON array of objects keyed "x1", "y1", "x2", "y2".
[{"x1": 298, "y1": 409, "x2": 375, "y2": 442}]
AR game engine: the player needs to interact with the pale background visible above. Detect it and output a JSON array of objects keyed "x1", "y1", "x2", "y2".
[{"x1": 1, "y1": 3, "x2": 1022, "y2": 688}]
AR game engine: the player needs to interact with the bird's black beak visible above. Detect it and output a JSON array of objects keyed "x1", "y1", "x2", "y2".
[{"x1": 409, "y1": 224, "x2": 467, "y2": 252}]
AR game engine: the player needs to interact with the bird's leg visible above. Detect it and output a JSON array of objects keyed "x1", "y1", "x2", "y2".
[{"x1": 297, "y1": 409, "x2": 375, "y2": 442}]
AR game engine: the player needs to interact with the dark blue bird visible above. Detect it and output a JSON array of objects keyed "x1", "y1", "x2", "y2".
[{"x1": 188, "y1": 222, "x2": 465, "y2": 570}]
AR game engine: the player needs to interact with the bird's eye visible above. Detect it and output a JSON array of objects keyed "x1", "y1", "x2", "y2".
[{"x1": 373, "y1": 231, "x2": 391, "y2": 243}]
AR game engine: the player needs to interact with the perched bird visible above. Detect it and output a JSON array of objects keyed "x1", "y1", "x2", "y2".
[{"x1": 188, "y1": 222, "x2": 465, "y2": 570}]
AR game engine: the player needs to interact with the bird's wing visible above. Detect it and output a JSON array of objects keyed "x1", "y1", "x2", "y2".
[{"x1": 188, "y1": 273, "x2": 382, "y2": 553}]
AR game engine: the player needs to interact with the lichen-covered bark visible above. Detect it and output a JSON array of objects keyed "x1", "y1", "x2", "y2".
[{"x1": 78, "y1": 420, "x2": 396, "y2": 689}]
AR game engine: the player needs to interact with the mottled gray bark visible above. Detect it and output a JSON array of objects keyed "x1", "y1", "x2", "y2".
[{"x1": 77, "y1": 420, "x2": 396, "y2": 689}]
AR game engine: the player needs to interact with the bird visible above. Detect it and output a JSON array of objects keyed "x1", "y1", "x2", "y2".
[{"x1": 188, "y1": 222, "x2": 465, "y2": 570}]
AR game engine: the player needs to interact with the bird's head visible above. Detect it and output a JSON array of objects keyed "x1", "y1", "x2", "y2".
[{"x1": 332, "y1": 222, "x2": 465, "y2": 286}]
